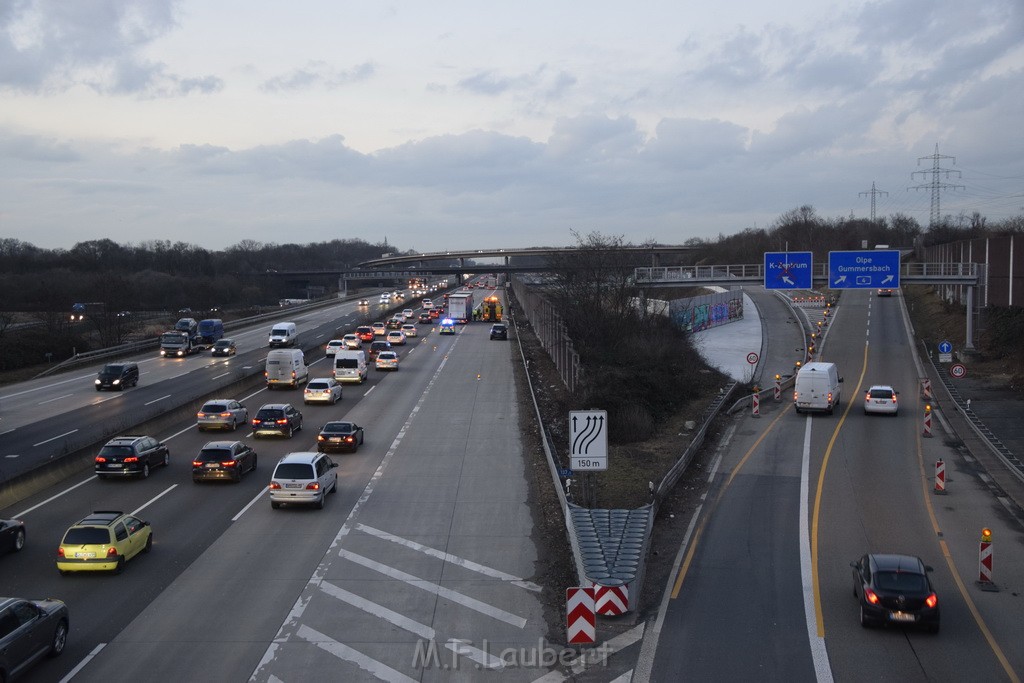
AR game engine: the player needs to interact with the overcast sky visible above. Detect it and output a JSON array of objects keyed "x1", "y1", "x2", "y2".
[{"x1": 2, "y1": 0, "x2": 1022, "y2": 253}]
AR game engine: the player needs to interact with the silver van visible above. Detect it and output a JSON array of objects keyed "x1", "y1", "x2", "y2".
[
  {"x1": 268, "y1": 322, "x2": 298, "y2": 347},
  {"x1": 265, "y1": 349, "x2": 309, "y2": 389},
  {"x1": 269, "y1": 452, "x2": 338, "y2": 509}
]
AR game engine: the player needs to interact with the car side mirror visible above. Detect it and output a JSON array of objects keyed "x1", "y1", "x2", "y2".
[
  {"x1": 849, "y1": 561, "x2": 857, "y2": 568},
  {"x1": 331, "y1": 462, "x2": 339, "y2": 468},
  {"x1": 838, "y1": 377, "x2": 844, "y2": 383},
  {"x1": 924, "y1": 565, "x2": 934, "y2": 572}
]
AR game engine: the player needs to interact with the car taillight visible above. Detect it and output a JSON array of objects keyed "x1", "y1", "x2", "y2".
[
  {"x1": 252, "y1": 418, "x2": 259, "y2": 425},
  {"x1": 276, "y1": 418, "x2": 288, "y2": 425},
  {"x1": 345, "y1": 436, "x2": 353, "y2": 442},
  {"x1": 264, "y1": 371, "x2": 268, "y2": 378},
  {"x1": 221, "y1": 460, "x2": 237, "y2": 467},
  {"x1": 793, "y1": 391, "x2": 798, "y2": 401},
  {"x1": 864, "y1": 393, "x2": 870, "y2": 401},
  {"x1": 192, "y1": 460, "x2": 203, "y2": 467},
  {"x1": 292, "y1": 371, "x2": 297, "y2": 379},
  {"x1": 58, "y1": 547, "x2": 66, "y2": 557},
  {"x1": 269, "y1": 482, "x2": 281, "y2": 490},
  {"x1": 197, "y1": 412, "x2": 207, "y2": 418},
  {"x1": 891, "y1": 394, "x2": 897, "y2": 402},
  {"x1": 95, "y1": 456, "x2": 107, "y2": 463},
  {"x1": 124, "y1": 456, "x2": 139, "y2": 463},
  {"x1": 827, "y1": 392, "x2": 833, "y2": 402},
  {"x1": 107, "y1": 547, "x2": 118, "y2": 557},
  {"x1": 925, "y1": 592, "x2": 938, "y2": 608},
  {"x1": 220, "y1": 412, "x2": 231, "y2": 418},
  {"x1": 864, "y1": 587, "x2": 880, "y2": 605},
  {"x1": 306, "y1": 482, "x2": 320, "y2": 490},
  {"x1": 317, "y1": 435, "x2": 326, "y2": 441}
]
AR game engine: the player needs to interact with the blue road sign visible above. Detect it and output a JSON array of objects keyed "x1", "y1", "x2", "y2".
[
  {"x1": 828, "y1": 250, "x2": 900, "y2": 289},
  {"x1": 764, "y1": 251, "x2": 813, "y2": 290},
  {"x1": 558, "y1": 468, "x2": 574, "y2": 478},
  {"x1": 938, "y1": 341, "x2": 952, "y2": 354}
]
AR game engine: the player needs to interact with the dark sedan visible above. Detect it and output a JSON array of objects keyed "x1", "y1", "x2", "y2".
[
  {"x1": 317, "y1": 421, "x2": 365, "y2": 453},
  {"x1": 851, "y1": 553, "x2": 940, "y2": 632},
  {"x1": 0, "y1": 596, "x2": 68, "y2": 680},
  {"x1": 1, "y1": 519, "x2": 26, "y2": 554},
  {"x1": 192, "y1": 441, "x2": 258, "y2": 483}
]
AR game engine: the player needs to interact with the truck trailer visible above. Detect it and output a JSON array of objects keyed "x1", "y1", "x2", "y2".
[{"x1": 447, "y1": 292, "x2": 473, "y2": 323}]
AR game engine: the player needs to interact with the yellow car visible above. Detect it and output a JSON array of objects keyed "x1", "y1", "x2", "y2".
[{"x1": 57, "y1": 510, "x2": 152, "y2": 575}]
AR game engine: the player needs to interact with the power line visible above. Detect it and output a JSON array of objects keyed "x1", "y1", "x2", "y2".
[
  {"x1": 858, "y1": 181, "x2": 889, "y2": 222},
  {"x1": 909, "y1": 143, "x2": 965, "y2": 226}
]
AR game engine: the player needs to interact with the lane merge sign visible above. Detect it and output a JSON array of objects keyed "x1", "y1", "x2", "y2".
[
  {"x1": 570, "y1": 410, "x2": 608, "y2": 471},
  {"x1": 764, "y1": 251, "x2": 813, "y2": 290},
  {"x1": 828, "y1": 250, "x2": 901, "y2": 289}
]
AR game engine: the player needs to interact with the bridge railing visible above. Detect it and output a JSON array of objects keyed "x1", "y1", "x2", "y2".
[{"x1": 635, "y1": 261, "x2": 982, "y2": 285}]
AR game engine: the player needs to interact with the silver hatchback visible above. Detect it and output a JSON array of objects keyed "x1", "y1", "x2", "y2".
[
  {"x1": 269, "y1": 452, "x2": 338, "y2": 509},
  {"x1": 197, "y1": 399, "x2": 249, "y2": 431}
]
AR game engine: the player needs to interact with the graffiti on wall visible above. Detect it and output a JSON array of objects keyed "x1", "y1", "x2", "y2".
[{"x1": 669, "y1": 291, "x2": 744, "y2": 333}]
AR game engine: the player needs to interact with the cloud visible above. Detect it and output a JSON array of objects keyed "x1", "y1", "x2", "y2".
[{"x1": 261, "y1": 61, "x2": 375, "y2": 92}]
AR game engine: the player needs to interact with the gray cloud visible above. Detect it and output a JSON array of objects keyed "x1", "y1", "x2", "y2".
[{"x1": 261, "y1": 61, "x2": 375, "y2": 92}]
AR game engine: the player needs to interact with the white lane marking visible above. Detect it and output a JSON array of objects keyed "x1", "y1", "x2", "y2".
[
  {"x1": 59, "y1": 642, "x2": 106, "y2": 683},
  {"x1": 131, "y1": 484, "x2": 177, "y2": 516},
  {"x1": 4, "y1": 454, "x2": 19, "y2": 458},
  {"x1": 609, "y1": 672, "x2": 634, "y2": 683},
  {"x1": 0, "y1": 372, "x2": 98, "y2": 400},
  {"x1": 14, "y1": 475, "x2": 96, "y2": 518},
  {"x1": 211, "y1": 372, "x2": 229, "y2": 380},
  {"x1": 319, "y1": 580, "x2": 435, "y2": 640},
  {"x1": 801, "y1": 416, "x2": 834, "y2": 682},
  {"x1": 33, "y1": 429, "x2": 78, "y2": 447},
  {"x1": 252, "y1": 334, "x2": 460, "y2": 679},
  {"x1": 355, "y1": 523, "x2": 543, "y2": 592},
  {"x1": 232, "y1": 487, "x2": 268, "y2": 522},
  {"x1": 1, "y1": 428, "x2": 15, "y2": 436},
  {"x1": 364, "y1": 385, "x2": 376, "y2": 395},
  {"x1": 337, "y1": 548, "x2": 528, "y2": 628},
  {"x1": 144, "y1": 394, "x2": 172, "y2": 406},
  {"x1": 446, "y1": 639, "x2": 506, "y2": 670},
  {"x1": 38, "y1": 393, "x2": 74, "y2": 405},
  {"x1": 296, "y1": 624, "x2": 418, "y2": 683}
]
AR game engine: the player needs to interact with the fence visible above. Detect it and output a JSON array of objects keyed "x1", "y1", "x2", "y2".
[{"x1": 508, "y1": 276, "x2": 582, "y2": 395}]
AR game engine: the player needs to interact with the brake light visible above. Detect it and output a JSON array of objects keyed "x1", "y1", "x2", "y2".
[
  {"x1": 58, "y1": 547, "x2": 65, "y2": 558},
  {"x1": 864, "y1": 392, "x2": 870, "y2": 401},
  {"x1": 864, "y1": 587, "x2": 880, "y2": 605},
  {"x1": 192, "y1": 460, "x2": 203, "y2": 467},
  {"x1": 269, "y1": 482, "x2": 281, "y2": 490},
  {"x1": 891, "y1": 393, "x2": 897, "y2": 402},
  {"x1": 220, "y1": 412, "x2": 231, "y2": 418},
  {"x1": 306, "y1": 482, "x2": 321, "y2": 491},
  {"x1": 252, "y1": 418, "x2": 259, "y2": 426},
  {"x1": 124, "y1": 456, "x2": 139, "y2": 463},
  {"x1": 793, "y1": 391, "x2": 798, "y2": 401},
  {"x1": 197, "y1": 412, "x2": 207, "y2": 418},
  {"x1": 345, "y1": 436, "x2": 354, "y2": 442},
  {"x1": 264, "y1": 371, "x2": 268, "y2": 378},
  {"x1": 107, "y1": 547, "x2": 118, "y2": 557},
  {"x1": 292, "y1": 371, "x2": 297, "y2": 379},
  {"x1": 317, "y1": 435, "x2": 326, "y2": 441},
  {"x1": 95, "y1": 456, "x2": 107, "y2": 463},
  {"x1": 276, "y1": 418, "x2": 288, "y2": 425},
  {"x1": 925, "y1": 592, "x2": 938, "y2": 609},
  {"x1": 827, "y1": 392, "x2": 833, "y2": 402},
  {"x1": 221, "y1": 460, "x2": 237, "y2": 467}
]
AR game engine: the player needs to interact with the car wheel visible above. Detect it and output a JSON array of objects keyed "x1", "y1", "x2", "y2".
[
  {"x1": 315, "y1": 494, "x2": 325, "y2": 509},
  {"x1": 271, "y1": 501, "x2": 281, "y2": 510},
  {"x1": 286, "y1": 425, "x2": 293, "y2": 438},
  {"x1": 231, "y1": 417, "x2": 238, "y2": 431},
  {"x1": 49, "y1": 619, "x2": 68, "y2": 657},
  {"x1": 141, "y1": 463, "x2": 150, "y2": 479},
  {"x1": 162, "y1": 452, "x2": 170, "y2": 467},
  {"x1": 143, "y1": 534, "x2": 153, "y2": 553},
  {"x1": 113, "y1": 556, "x2": 125, "y2": 575},
  {"x1": 859, "y1": 605, "x2": 874, "y2": 628},
  {"x1": 13, "y1": 528, "x2": 26, "y2": 551},
  {"x1": 331, "y1": 478, "x2": 338, "y2": 494}
]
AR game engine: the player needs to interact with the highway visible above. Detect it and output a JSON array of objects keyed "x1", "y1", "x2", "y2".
[{"x1": 646, "y1": 289, "x2": 1023, "y2": 681}]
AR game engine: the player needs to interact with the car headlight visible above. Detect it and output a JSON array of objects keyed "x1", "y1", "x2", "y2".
[
  {"x1": 113, "y1": 379, "x2": 121, "y2": 384},
  {"x1": 95, "y1": 379, "x2": 101, "y2": 385}
]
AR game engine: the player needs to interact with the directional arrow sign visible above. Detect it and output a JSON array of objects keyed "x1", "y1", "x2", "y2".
[
  {"x1": 828, "y1": 250, "x2": 901, "y2": 289},
  {"x1": 570, "y1": 410, "x2": 608, "y2": 471},
  {"x1": 764, "y1": 251, "x2": 813, "y2": 290}
]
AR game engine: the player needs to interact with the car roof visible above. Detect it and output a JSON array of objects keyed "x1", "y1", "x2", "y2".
[
  {"x1": 327, "y1": 339, "x2": 345, "y2": 343},
  {"x1": 202, "y1": 398, "x2": 235, "y2": 404},
  {"x1": 74, "y1": 510, "x2": 126, "y2": 526},
  {"x1": 258, "y1": 403, "x2": 292, "y2": 410},
  {"x1": 869, "y1": 553, "x2": 925, "y2": 573},
  {"x1": 322, "y1": 421, "x2": 355, "y2": 430},
  {"x1": 276, "y1": 451, "x2": 322, "y2": 464},
  {"x1": 201, "y1": 440, "x2": 243, "y2": 449},
  {"x1": 104, "y1": 435, "x2": 146, "y2": 445},
  {"x1": 867, "y1": 384, "x2": 895, "y2": 392}
]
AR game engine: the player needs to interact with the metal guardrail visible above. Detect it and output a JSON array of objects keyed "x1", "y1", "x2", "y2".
[{"x1": 922, "y1": 340, "x2": 1024, "y2": 485}]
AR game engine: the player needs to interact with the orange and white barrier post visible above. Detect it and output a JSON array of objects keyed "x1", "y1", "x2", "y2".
[
  {"x1": 752, "y1": 390, "x2": 760, "y2": 418},
  {"x1": 774, "y1": 374, "x2": 781, "y2": 402},
  {"x1": 921, "y1": 378, "x2": 932, "y2": 400},
  {"x1": 978, "y1": 528, "x2": 997, "y2": 590},
  {"x1": 922, "y1": 405, "x2": 933, "y2": 438},
  {"x1": 933, "y1": 459, "x2": 947, "y2": 494}
]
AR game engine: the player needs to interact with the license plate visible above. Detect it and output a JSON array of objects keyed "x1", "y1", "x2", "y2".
[
  {"x1": 889, "y1": 612, "x2": 916, "y2": 622},
  {"x1": 107, "y1": 464, "x2": 124, "y2": 469},
  {"x1": 205, "y1": 463, "x2": 219, "y2": 468},
  {"x1": 285, "y1": 483, "x2": 302, "y2": 489},
  {"x1": 329, "y1": 437, "x2": 341, "y2": 442},
  {"x1": 75, "y1": 551, "x2": 96, "y2": 558}
]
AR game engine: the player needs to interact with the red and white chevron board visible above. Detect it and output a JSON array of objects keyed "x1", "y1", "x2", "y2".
[
  {"x1": 566, "y1": 587, "x2": 596, "y2": 644},
  {"x1": 594, "y1": 583, "x2": 629, "y2": 616}
]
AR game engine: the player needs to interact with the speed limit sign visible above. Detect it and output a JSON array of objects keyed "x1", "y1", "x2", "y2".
[
  {"x1": 949, "y1": 363, "x2": 967, "y2": 378},
  {"x1": 746, "y1": 352, "x2": 759, "y2": 365}
]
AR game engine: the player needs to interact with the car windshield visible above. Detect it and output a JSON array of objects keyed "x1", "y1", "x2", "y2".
[
  {"x1": 256, "y1": 410, "x2": 284, "y2": 419},
  {"x1": 274, "y1": 463, "x2": 315, "y2": 479},
  {"x1": 99, "y1": 445, "x2": 134, "y2": 456},
  {"x1": 63, "y1": 527, "x2": 110, "y2": 545},
  {"x1": 869, "y1": 389, "x2": 893, "y2": 399},
  {"x1": 271, "y1": 328, "x2": 289, "y2": 335},
  {"x1": 214, "y1": 340, "x2": 232, "y2": 348},
  {"x1": 202, "y1": 403, "x2": 228, "y2": 412},
  {"x1": 379, "y1": 352, "x2": 397, "y2": 359},
  {"x1": 323, "y1": 423, "x2": 353, "y2": 433},
  {"x1": 875, "y1": 571, "x2": 928, "y2": 593},
  {"x1": 307, "y1": 381, "x2": 330, "y2": 389},
  {"x1": 197, "y1": 448, "x2": 232, "y2": 462}
]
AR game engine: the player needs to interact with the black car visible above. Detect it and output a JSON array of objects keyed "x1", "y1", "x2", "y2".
[
  {"x1": 317, "y1": 421, "x2": 365, "y2": 453},
  {"x1": 95, "y1": 435, "x2": 170, "y2": 479},
  {"x1": 0, "y1": 519, "x2": 26, "y2": 554},
  {"x1": 0, "y1": 596, "x2": 69, "y2": 680},
  {"x1": 251, "y1": 403, "x2": 303, "y2": 438},
  {"x1": 489, "y1": 323, "x2": 508, "y2": 340},
  {"x1": 94, "y1": 362, "x2": 139, "y2": 391},
  {"x1": 386, "y1": 317, "x2": 403, "y2": 330},
  {"x1": 368, "y1": 340, "x2": 392, "y2": 361},
  {"x1": 851, "y1": 553, "x2": 940, "y2": 632},
  {"x1": 211, "y1": 338, "x2": 237, "y2": 356},
  {"x1": 192, "y1": 441, "x2": 257, "y2": 482},
  {"x1": 418, "y1": 313, "x2": 432, "y2": 324}
]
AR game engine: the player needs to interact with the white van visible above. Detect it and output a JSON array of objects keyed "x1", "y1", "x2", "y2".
[
  {"x1": 266, "y1": 349, "x2": 309, "y2": 389},
  {"x1": 794, "y1": 362, "x2": 843, "y2": 414},
  {"x1": 268, "y1": 322, "x2": 298, "y2": 348},
  {"x1": 333, "y1": 350, "x2": 367, "y2": 384}
]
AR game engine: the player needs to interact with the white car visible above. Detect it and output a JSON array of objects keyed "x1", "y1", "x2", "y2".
[
  {"x1": 325, "y1": 339, "x2": 345, "y2": 356},
  {"x1": 401, "y1": 324, "x2": 418, "y2": 338},
  {"x1": 386, "y1": 330, "x2": 406, "y2": 346},
  {"x1": 402, "y1": 309, "x2": 414, "y2": 321},
  {"x1": 342, "y1": 334, "x2": 361, "y2": 349},
  {"x1": 422, "y1": 299, "x2": 433, "y2": 309},
  {"x1": 375, "y1": 351, "x2": 400, "y2": 370},
  {"x1": 864, "y1": 385, "x2": 898, "y2": 415},
  {"x1": 304, "y1": 378, "x2": 343, "y2": 405},
  {"x1": 379, "y1": 293, "x2": 391, "y2": 304}
]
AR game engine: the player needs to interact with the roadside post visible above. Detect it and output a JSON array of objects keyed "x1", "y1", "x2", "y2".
[
  {"x1": 773, "y1": 374, "x2": 781, "y2": 402},
  {"x1": 920, "y1": 378, "x2": 932, "y2": 400},
  {"x1": 978, "y1": 528, "x2": 998, "y2": 591},
  {"x1": 933, "y1": 459, "x2": 947, "y2": 494},
  {"x1": 922, "y1": 404, "x2": 933, "y2": 438}
]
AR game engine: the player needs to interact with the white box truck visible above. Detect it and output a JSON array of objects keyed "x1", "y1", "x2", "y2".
[{"x1": 794, "y1": 362, "x2": 843, "y2": 414}]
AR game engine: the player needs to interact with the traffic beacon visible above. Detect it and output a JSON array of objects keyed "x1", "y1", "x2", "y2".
[
  {"x1": 922, "y1": 404, "x2": 933, "y2": 437},
  {"x1": 774, "y1": 374, "x2": 781, "y2": 401},
  {"x1": 978, "y1": 528, "x2": 997, "y2": 591}
]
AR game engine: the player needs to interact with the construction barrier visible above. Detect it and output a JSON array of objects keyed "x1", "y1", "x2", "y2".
[
  {"x1": 934, "y1": 459, "x2": 947, "y2": 494},
  {"x1": 752, "y1": 391, "x2": 760, "y2": 418},
  {"x1": 566, "y1": 587, "x2": 596, "y2": 644},
  {"x1": 593, "y1": 583, "x2": 629, "y2": 616},
  {"x1": 978, "y1": 528, "x2": 996, "y2": 590},
  {"x1": 774, "y1": 375, "x2": 781, "y2": 401},
  {"x1": 923, "y1": 405, "x2": 933, "y2": 437},
  {"x1": 921, "y1": 378, "x2": 932, "y2": 400}
]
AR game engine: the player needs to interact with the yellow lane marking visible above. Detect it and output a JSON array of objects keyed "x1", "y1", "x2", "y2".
[{"x1": 671, "y1": 404, "x2": 791, "y2": 599}]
